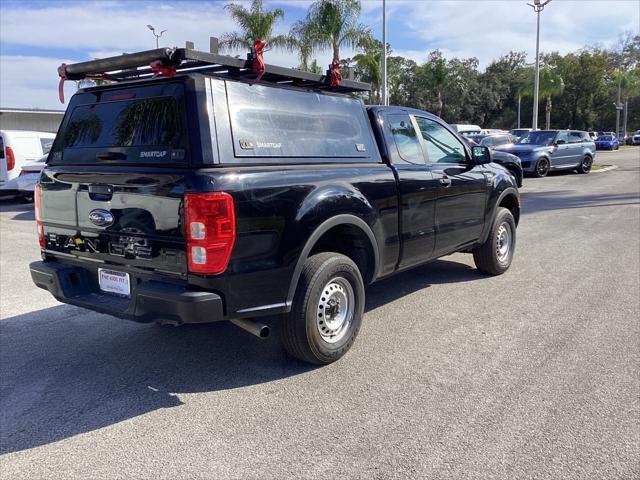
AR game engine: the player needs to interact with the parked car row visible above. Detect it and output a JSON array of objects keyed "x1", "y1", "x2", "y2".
[{"x1": 496, "y1": 130, "x2": 596, "y2": 178}]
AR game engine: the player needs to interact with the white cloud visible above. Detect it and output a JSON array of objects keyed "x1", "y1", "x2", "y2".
[
  {"x1": 397, "y1": 0, "x2": 639, "y2": 67},
  {"x1": 0, "y1": 0, "x2": 637, "y2": 110}
]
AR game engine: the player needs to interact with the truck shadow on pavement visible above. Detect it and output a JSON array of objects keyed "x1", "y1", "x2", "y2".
[
  {"x1": 0, "y1": 199, "x2": 34, "y2": 221},
  {"x1": 521, "y1": 191, "x2": 639, "y2": 214},
  {"x1": 0, "y1": 258, "x2": 478, "y2": 454}
]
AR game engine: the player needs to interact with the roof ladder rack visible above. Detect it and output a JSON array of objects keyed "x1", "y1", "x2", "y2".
[{"x1": 57, "y1": 40, "x2": 370, "y2": 102}]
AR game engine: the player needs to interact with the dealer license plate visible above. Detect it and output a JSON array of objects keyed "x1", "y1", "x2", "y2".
[{"x1": 98, "y1": 269, "x2": 131, "y2": 297}]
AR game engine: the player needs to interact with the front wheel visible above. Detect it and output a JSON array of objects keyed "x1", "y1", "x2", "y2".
[
  {"x1": 577, "y1": 155, "x2": 593, "y2": 174},
  {"x1": 282, "y1": 252, "x2": 365, "y2": 365},
  {"x1": 472, "y1": 207, "x2": 516, "y2": 275},
  {"x1": 533, "y1": 157, "x2": 550, "y2": 178}
]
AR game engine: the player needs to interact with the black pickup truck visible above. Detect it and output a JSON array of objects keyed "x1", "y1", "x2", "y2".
[{"x1": 30, "y1": 48, "x2": 520, "y2": 364}]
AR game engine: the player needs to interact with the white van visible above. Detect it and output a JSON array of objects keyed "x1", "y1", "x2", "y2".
[
  {"x1": 449, "y1": 124, "x2": 482, "y2": 137},
  {"x1": 0, "y1": 130, "x2": 55, "y2": 191}
]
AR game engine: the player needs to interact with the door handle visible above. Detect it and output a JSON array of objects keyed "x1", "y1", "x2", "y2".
[{"x1": 439, "y1": 177, "x2": 452, "y2": 187}]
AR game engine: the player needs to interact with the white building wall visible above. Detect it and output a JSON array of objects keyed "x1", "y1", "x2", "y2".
[{"x1": 0, "y1": 112, "x2": 64, "y2": 133}]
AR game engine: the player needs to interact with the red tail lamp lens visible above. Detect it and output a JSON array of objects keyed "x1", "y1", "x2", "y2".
[{"x1": 184, "y1": 192, "x2": 236, "y2": 274}]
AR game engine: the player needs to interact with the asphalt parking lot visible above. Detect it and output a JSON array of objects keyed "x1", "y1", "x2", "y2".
[{"x1": 1, "y1": 148, "x2": 639, "y2": 479}]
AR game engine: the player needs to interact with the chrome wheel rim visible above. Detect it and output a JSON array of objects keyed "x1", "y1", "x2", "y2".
[
  {"x1": 316, "y1": 277, "x2": 354, "y2": 344},
  {"x1": 537, "y1": 159, "x2": 549, "y2": 176},
  {"x1": 496, "y1": 222, "x2": 512, "y2": 263}
]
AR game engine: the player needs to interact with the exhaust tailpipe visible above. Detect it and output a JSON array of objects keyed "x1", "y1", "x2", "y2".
[{"x1": 230, "y1": 318, "x2": 270, "y2": 339}]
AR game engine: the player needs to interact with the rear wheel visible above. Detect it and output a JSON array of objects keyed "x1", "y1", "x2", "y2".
[
  {"x1": 472, "y1": 207, "x2": 516, "y2": 275},
  {"x1": 533, "y1": 157, "x2": 550, "y2": 178},
  {"x1": 282, "y1": 252, "x2": 364, "y2": 365},
  {"x1": 577, "y1": 155, "x2": 593, "y2": 174}
]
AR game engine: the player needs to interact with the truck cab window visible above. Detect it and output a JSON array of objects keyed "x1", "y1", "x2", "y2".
[
  {"x1": 387, "y1": 114, "x2": 424, "y2": 164},
  {"x1": 415, "y1": 117, "x2": 466, "y2": 164}
]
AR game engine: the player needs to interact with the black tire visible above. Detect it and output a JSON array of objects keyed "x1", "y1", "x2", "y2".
[
  {"x1": 282, "y1": 252, "x2": 365, "y2": 365},
  {"x1": 472, "y1": 207, "x2": 516, "y2": 275},
  {"x1": 577, "y1": 155, "x2": 593, "y2": 174},
  {"x1": 533, "y1": 157, "x2": 550, "y2": 178}
]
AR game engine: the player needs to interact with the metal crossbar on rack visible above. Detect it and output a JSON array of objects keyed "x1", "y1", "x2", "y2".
[{"x1": 59, "y1": 47, "x2": 370, "y2": 94}]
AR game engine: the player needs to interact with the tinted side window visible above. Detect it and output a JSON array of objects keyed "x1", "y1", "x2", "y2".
[
  {"x1": 569, "y1": 131, "x2": 583, "y2": 144},
  {"x1": 387, "y1": 114, "x2": 424, "y2": 164},
  {"x1": 415, "y1": 117, "x2": 466, "y2": 164},
  {"x1": 580, "y1": 132, "x2": 591, "y2": 142},
  {"x1": 556, "y1": 132, "x2": 570, "y2": 144},
  {"x1": 226, "y1": 81, "x2": 375, "y2": 160}
]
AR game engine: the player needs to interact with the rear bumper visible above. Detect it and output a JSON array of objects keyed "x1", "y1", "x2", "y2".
[{"x1": 30, "y1": 260, "x2": 224, "y2": 324}]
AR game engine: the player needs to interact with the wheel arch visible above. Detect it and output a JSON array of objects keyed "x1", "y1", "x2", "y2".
[
  {"x1": 479, "y1": 187, "x2": 520, "y2": 244},
  {"x1": 286, "y1": 214, "x2": 380, "y2": 307}
]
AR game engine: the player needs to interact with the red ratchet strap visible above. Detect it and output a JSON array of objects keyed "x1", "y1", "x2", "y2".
[
  {"x1": 150, "y1": 61, "x2": 177, "y2": 78},
  {"x1": 57, "y1": 63, "x2": 68, "y2": 103},
  {"x1": 329, "y1": 61, "x2": 342, "y2": 87},
  {"x1": 252, "y1": 39, "x2": 267, "y2": 82}
]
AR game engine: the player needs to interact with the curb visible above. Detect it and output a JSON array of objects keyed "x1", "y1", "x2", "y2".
[{"x1": 591, "y1": 165, "x2": 618, "y2": 173}]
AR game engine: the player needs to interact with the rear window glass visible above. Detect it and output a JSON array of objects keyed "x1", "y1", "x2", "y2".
[
  {"x1": 225, "y1": 81, "x2": 375, "y2": 160},
  {"x1": 0, "y1": 136, "x2": 4, "y2": 159},
  {"x1": 50, "y1": 84, "x2": 187, "y2": 165},
  {"x1": 40, "y1": 138, "x2": 54, "y2": 154}
]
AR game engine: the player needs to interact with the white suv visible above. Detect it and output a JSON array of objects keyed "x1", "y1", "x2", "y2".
[{"x1": 632, "y1": 130, "x2": 640, "y2": 145}]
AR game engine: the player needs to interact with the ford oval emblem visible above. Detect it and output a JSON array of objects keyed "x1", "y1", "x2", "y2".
[{"x1": 89, "y1": 209, "x2": 114, "y2": 227}]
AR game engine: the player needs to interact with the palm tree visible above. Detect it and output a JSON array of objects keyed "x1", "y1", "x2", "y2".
[
  {"x1": 291, "y1": 0, "x2": 371, "y2": 66},
  {"x1": 220, "y1": 0, "x2": 291, "y2": 52},
  {"x1": 353, "y1": 50, "x2": 381, "y2": 103},
  {"x1": 521, "y1": 66, "x2": 564, "y2": 129}
]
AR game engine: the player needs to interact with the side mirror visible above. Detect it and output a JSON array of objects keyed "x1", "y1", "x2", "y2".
[
  {"x1": 472, "y1": 145, "x2": 492, "y2": 165},
  {"x1": 555, "y1": 139, "x2": 566, "y2": 145}
]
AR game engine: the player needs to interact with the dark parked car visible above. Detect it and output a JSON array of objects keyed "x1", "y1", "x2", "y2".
[
  {"x1": 495, "y1": 130, "x2": 596, "y2": 178},
  {"x1": 595, "y1": 135, "x2": 619, "y2": 150},
  {"x1": 465, "y1": 137, "x2": 523, "y2": 187},
  {"x1": 30, "y1": 48, "x2": 520, "y2": 365}
]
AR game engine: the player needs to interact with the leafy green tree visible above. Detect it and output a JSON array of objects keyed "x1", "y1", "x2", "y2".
[
  {"x1": 220, "y1": 0, "x2": 291, "y2": 52},
  {"x1": 420, "y1": 50, "x2": 448, "y2": 117},
  {"x1": 291, "y1": 0, "x2": 371, "y2": 65}
]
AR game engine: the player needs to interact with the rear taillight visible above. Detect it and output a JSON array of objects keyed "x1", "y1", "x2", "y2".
[
  {"x1": 184, "y1": 192, "x2": 236, "y2": 274},
  {"x1": 34, "y1": 184, "x2": 45, "y2": 248},
  {"x1": 6, "y1": 146, "x2": 15, "y2": 171}
]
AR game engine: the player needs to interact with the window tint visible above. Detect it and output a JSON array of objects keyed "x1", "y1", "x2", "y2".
[
  {"x1": 517, "y1": 131, "x2": 556, "y2": 146},
  {"x1": 60, "y1": 97, "x2": 185, "y2": 150},
  {"x1": 415, "y1": 117, "x2": 466, "y2": 164},
  {"x1": 226, "y1": 81, "x2": 375, "y2": 160},
  {"x1": 569, "y1": 131, "x2": 583, "y2": 144},
  {"x1": 0, "y1": 136, "x2": 4, "y2": 159},
  {"x1": 387, "y1": 114, "x2": 424, "y2": 164}
]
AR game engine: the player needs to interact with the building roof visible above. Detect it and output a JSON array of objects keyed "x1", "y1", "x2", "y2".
[{"x1": 0, "y1": 107, "x2": 65, "y2": 115}]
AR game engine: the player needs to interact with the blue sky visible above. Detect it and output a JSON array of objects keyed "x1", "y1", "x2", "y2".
[{"x1": 1, "y1": 0, "x2": 639, "y2": 109}]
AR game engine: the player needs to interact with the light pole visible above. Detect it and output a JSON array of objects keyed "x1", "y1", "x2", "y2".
[
  {"x1": 147, "y1": 24, "x2": 167, "y2": 49},
  {"x1": 527, "y1": 0, "x2": 552, "y2": 130},
  {"x1": 381, "y1": 0, "x2": 387, "y2": 105}
]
